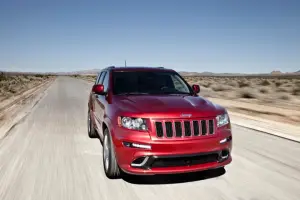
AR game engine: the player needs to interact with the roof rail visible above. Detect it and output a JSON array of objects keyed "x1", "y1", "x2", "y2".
[
  {"x1": 157, "y1": 67, "x2": 164, "y2": 69},
  {"x1": 104, "y1": 66, "x2": 115, "y2": 70}
]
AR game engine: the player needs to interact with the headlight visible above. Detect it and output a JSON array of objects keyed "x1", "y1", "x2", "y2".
[
  {"x1": 216, "y1": 114, "x2": 229, "y2": 127},
  {"x1": 119, "y1": 117, "x2": 148, "y2": 131}
]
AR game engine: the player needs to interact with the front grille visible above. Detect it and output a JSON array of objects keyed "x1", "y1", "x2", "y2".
[
  {"x1": 155, "y1": 122, "x2": 163, "y2": 137},
  {"x1": 175, "y1": 122, "x2": 182, "y2": 137},
  {"x1": 154, "y1": 119, "x2": 215, "y2": 138},
  {"x1": 165, "y1": 122, "x2": 173, "y2": 138}
]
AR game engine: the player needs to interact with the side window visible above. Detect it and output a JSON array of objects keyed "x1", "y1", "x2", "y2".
[
  {"x1": 102, "y1": 72, "x2": 109, "y2": 92},
  {"x1": 97, "y1": 72, "x2": 105, "y2": 84},
  {"x1": 171, "y1": 75, "x2": 190, "y2": 93},
  {"x1": 95, "y1": 72, "x2": 102, "y2": 84}
]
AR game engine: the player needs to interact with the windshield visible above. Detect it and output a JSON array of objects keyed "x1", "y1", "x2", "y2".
[{"x1": 112, "y1": 71, "x2": 192, "y2": 95}]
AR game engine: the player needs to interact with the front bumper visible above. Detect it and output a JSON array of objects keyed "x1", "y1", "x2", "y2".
[{"x1": 113, "y1": 126, "x2": 232, "y2": 175}]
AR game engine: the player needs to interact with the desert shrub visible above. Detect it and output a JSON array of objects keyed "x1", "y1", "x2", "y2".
[
  {"x1": 0, "y1": 72, "x2": 6, "y2": 81},
  {"x1": 282, "y1": 83, "x2": 293, "y2": 88},
  {"x1": 8, "y1": 87, "x2": 17, "y2": 94},
  {"x1": 259, "y1": 87, "x2": 269, "y2": 94},
  {"x1": 34, "y1": 74, "x2": 44, "y2": 78},
  {"x1": 279, "y1": 94, "x2": 290, "y2": 100},
  {"x1": 238, "y1": 81, "x2": 250, "y2": 88},
  {"x1": 202, "y1": 82, "x2": 212, "y2": 88},
  {"x1": 238, "y1": 89, "x2": 257, "y2": 99},
  {"x1": 211, "y1": 84, "x2": 229, "y2": 92},
  {"x1": 292, "y1": 87, "x2": 300, "y2": 96},
  {"x1": 260, "y1": 80, "x2": 271, "y2": 86},
  {"x1": 276, "y1": 87, "x2": 288, "y2": 93},
  {"x1": 227, "y1": 81, "x2": 238, "y2": 87},
  {"x1": 275, "y1": 81, "x2": 282, "y2": 87}
]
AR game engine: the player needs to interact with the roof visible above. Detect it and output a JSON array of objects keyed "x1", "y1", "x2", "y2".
[{"x1": 103, "y1": 66, "x2": 175, "y2": 72}]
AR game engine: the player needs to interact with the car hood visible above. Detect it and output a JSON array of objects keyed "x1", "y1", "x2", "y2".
[{"x1": 114, "y1": 95, "x2": 225, "y2": 118}]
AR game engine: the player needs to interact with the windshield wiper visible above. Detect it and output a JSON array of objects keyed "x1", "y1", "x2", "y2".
[
  {"x1": 116, "y1": 91, "x2": 192, "y2": 96},
  {"x1": 160, "y1": 91, "x2": 192, "y2": 95},
  {"x1": 116, "y1": 92, "x2": 149, "y2": 96}
]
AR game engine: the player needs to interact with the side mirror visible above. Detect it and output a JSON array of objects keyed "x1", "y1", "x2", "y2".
[
  {"x1": 92, "y1": 84, "x2": 105, "y2": 95},
  {"x1": 192, "y1": 84, "x2": 200, "y2": 94}
]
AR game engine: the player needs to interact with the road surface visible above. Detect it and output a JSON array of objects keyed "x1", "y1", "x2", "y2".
[{"x1": 0, "y1": 77, "x2": 300, "y2": 200}]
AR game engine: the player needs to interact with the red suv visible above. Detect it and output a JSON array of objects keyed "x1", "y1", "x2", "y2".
[{"x1": 88, "y1": 66, "x2": 232, "y2": 178}]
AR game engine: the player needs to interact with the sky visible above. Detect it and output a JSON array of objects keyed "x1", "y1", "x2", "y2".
[{"x1": 0, "y1": 0, "x2": 299, "y2": 73}]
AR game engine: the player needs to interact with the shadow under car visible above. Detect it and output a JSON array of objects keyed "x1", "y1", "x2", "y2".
[{"x1": 121, "y1": 167, "x2": 226, "y2": 185}]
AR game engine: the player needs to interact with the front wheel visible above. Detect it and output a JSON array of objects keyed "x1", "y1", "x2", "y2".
[{"x1": 103, "y1": 129, "x2": 121, "y2": 179}]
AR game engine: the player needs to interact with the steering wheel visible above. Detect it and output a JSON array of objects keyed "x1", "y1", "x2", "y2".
[{"x1": 160, "y1": 86, "x2": 168, "y2": 90}]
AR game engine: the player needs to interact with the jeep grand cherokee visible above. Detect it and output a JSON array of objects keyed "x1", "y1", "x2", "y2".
[{"x1": 87, "y1": 66, "x2": 232, "y2": 178}]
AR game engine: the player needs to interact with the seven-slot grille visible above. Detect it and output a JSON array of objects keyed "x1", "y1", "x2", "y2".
[{"x1": 154, "y1": 119, "x2": 215, "y2": 138}]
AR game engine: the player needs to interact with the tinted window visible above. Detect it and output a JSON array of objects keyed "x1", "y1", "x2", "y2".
[{"x1": 112, "y1": 71, "x2": 192, "y2": 95}]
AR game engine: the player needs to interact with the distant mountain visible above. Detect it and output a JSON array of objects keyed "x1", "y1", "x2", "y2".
[
  {"x1": 72, "y1": 69, "x2": 100, "y2": 75},
  {"x1": 270, "y1": 70, "x2": 283, "y2": 75},
  {"x1": 3, "y1": 67, "x2": 299, "y2": 76},
  {"x1": 270, "y1": 70, "x2": 300, "y2": 75},
  {"x1": 64, "y1": 68, "x2": 284, "y2": 77},
  {"x1": 179, "y1": 71, "x2": 248, "y2": 77},
  {"x1": 45, "y1": 67, "x2": 300, "y2": 76},
  {"x1": 0, "y1": 71, "x2": 56, "y2": 76},
  {"x1": 56, "y1": 69, "x2": 101, "y2": 75}
]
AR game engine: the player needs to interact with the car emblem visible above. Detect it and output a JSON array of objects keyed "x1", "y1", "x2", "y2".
[{"x1": 180, "y1": 113, "x2": 192, "y2": 118}]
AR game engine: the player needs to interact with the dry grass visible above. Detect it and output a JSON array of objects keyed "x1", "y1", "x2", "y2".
[
  {"x1": 184, "y1": 75, "x2": 300, "y2": 110},
  {"x1": 71, "y1": 74, "x2": 96, "y2": 82},
  {"x1": 0, "y1": 72, "x2": 53, "y2": 101}
]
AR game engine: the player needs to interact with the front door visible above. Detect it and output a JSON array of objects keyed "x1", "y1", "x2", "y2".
[{"x1": 94, "y1": 71, "x2": 109, "y2": 140}]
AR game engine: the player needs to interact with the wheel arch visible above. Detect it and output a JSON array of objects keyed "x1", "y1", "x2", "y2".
[
  {"x1": 102, "y1": 117, "x2": 114, "y2": 138},
  {"x1": 102, "y1": 117, "x2": 120, "y2": 160}
]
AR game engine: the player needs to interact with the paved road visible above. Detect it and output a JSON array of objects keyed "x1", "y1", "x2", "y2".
[{"x1": 1, "y1": 77, "x2": 300, "y2": 200}]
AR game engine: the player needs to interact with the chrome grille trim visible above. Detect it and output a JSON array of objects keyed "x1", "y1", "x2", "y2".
[{"x1": 154, "y1": 119, "x2": 216, "y2": 139}]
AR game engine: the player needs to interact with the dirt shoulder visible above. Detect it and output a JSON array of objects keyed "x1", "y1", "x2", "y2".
[
  {"x1": 0, "y1": 73, "x2": 54, "y2": 101},
  {"x1": 0, "y1": 73, "x2": 55, "y2": 138}
]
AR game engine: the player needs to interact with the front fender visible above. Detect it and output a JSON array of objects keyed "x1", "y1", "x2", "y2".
[{"x1": 102, "y1": 116, "x2": 115, "y2": 139}]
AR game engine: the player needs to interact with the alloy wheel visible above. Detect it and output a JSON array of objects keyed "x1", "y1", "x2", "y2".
[
  {"x1": 88, "y1": 112, "x2": 91, "y2": 133},
  {"x1": 103, "y1": 134, "x2": 110, "y2": 171}
]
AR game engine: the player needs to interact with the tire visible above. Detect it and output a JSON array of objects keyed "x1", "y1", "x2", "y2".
[
  {"x1": 88, "y1": 109, "x2": 98, "y2": 138},
  {"x1": 103, "y1": 128, "x2": 121, "y2": 179}
]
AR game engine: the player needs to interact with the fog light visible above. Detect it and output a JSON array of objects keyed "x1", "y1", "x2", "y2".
[
  {"x1": 131, "y1": 156, "x2": 149, "y2": 167},
  {"x1": 123, "y1": 142, "x2": 151, "y2": 150},
  {"x1": 221, "y1": 150, "x2": 229, "y2": 159},
  {"x1": 218, "y1": 149, "x2": 230, "y2": 162}
]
